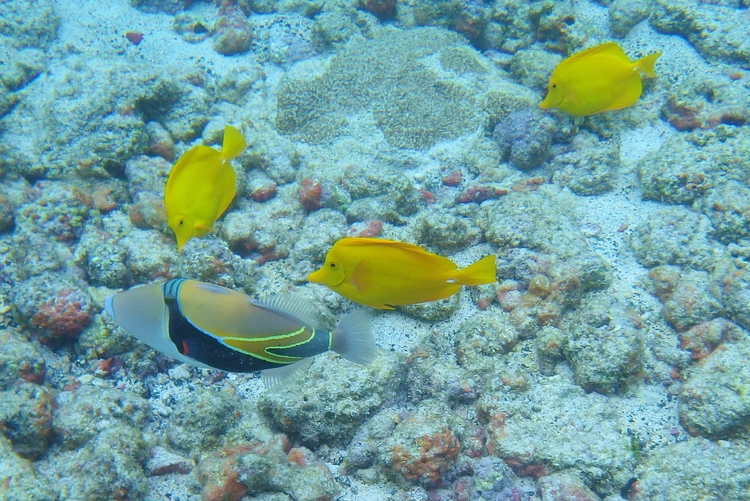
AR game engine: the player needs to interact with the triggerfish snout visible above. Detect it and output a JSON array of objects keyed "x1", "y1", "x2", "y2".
[
  {"x1": 308, "y1": 237, "x2": 497, "y2": 309},
  {"x1": 539, "y1": 42, "x2": 662, "y2": 117},
  {"x1": 105, "y1": 279, "x2": 377, "y2": 386},
  {"x1": 164, "y1": 125, "x2": 246, "y2": 250}
]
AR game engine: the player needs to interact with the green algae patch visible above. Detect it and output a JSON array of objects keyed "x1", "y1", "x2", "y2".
[{"x1": 275, "y1": 27, "x2": 535, "y2": 150}]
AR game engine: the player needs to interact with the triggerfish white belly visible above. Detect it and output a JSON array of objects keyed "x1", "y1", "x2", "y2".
[{"x1": 104, "y1": 279, "x2": 376, "y2": 384}]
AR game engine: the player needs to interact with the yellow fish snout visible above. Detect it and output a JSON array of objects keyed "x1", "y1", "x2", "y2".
[
  {"x1": 308, "y1": 261, "x2": 346, "y2": 287},
  {"x1": 307, "y1": 269, "x2": 324, "y2": 284}
]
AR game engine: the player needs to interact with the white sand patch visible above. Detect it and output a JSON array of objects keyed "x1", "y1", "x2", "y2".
[{"x1": 52, "y1": 0, "x2": 249, "y2": 73}]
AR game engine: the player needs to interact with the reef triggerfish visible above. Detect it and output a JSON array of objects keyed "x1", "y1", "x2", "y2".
[
  {"x1": 104, "y1": 279, "x2": 376, "y2": 385},
  {"x1": 307, "y1": 238, "x2": 497, "y2": 310},
  {"x1": 164, "y1": 125, "x2": 246, "y2": 250},
  {"x1": 539, "y1": 42, "x2": 662, "y2": 116}
]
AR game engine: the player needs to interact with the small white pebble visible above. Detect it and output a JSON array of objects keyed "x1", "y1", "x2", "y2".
[
  {"x1": 168, "y1": 364, "x2": 191, "y2": 380},
  {"x1": 78, "y1": 374, "x2": 94, "y2": 385}
]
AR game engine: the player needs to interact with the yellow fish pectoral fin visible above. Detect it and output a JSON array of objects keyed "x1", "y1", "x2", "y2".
[
  {"x1": 221, "y1": 125, "x2": 247, "y2": 161},
  {"x1": 349, "y1": 260, "x2": 371, "y2": 293}
]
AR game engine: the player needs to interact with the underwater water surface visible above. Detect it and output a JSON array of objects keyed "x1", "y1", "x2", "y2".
[{"x1": 1, "y1": 0, "x2": 749, "y2": 500}]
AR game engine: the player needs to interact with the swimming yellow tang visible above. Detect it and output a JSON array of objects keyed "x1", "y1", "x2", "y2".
[
  {"x1": 164, "y1": 125, "x2": 246, "y2": 250},
  {"x1": 539, "y1": 42, "x2": 661, "y2": 116},
  {"x1": 307, "y1": 238, "x2": 497, "y2": 309}
]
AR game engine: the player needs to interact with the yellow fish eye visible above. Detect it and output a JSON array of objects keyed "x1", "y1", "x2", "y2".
[{"x1": 329, "y1": 262, "x2": 337, "y2": 269}]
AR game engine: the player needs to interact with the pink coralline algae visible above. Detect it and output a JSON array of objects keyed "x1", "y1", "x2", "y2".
[
  {"x1": 250, "y1": 183, "x2": 277, "y2": 202},
  {"x1": 31, "y1": 288, "x2": 93, "y2": 343},
  {"x1": 347, "y1": 220, "x2": 383, "y2": 238},
  {"x1": 298, "y1": 178, "x2": 323, "y2": 212}
]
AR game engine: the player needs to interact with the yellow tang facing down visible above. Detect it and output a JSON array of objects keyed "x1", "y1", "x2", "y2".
[
  {"x1": 164, "y1": 125, "x2": 246, "y2": 250},
  {"x1": 539, "y1": 42, "x2": 662, "y2": 117},
  {"x1": 308, "y1": 237, "x2": 497, "y2": 309}
]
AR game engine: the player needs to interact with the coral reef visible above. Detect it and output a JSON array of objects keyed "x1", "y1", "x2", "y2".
[
  {"x1": 631, "y1": 438, "x2": 750, "y2": 501},
  {"x1": 258, "y1": 355, "x2": 397, "y2": 447},
  {"x1": 0, "y1": 0, "x2": 749, "y2": 499},
  {"x1": 679, "y1": 336, "x2": 750, "y2": 438}
]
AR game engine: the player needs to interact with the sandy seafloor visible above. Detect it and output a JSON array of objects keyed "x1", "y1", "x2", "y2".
[{"x1": 1, "y1": 0, "x2": 750, "y2": 500}]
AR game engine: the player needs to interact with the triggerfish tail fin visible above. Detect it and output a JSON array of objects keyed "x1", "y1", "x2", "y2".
[
  {"x1": 454, "y1": 255, "x2": 497, "y2": 287},
  {"x1": 261, "y1": 358, "x2": 315, "y2": 390},
  {"x1": 330, "y1": 310, "x2": 377, "y2": 365},
  {"x1": 220, "y1": 125, "x2": 246, "y2": 162},
  {"x1": 634, "y1": 52, "x2": 661, "y2": 78}
]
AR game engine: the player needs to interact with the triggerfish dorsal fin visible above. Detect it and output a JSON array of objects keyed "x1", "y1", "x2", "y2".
[
  {"x1": 330, "y1": 310, "x2": 377, "y2": 365},
  {"x1": 261, "y1": 357, "x2": 315, "y2": 389},
  {"x1": 251, "y1": 294, "x2": 323, "y2": 329},
  {"x1": 220, "y1": 124, "x2": 246, "y2": 162},
  {"x1": 452, "y1": 255, "x2": 497, "y2": 287}
]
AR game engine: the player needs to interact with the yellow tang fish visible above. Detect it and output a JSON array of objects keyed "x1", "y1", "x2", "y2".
[
  {"x1": 539, "y1": 42, "x2": 662, "y2": 116},
  {"x1": 164, "y1": 125, "x2": 246, "y2": 250},
  {"x1": 105, "y1": 279, "x2": 376, "y2": 385},
  {"x1": 308, "y1": 237, "x2": 497, "y2": 309}
]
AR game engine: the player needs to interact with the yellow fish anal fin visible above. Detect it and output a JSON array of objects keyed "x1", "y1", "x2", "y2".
[
  {"x1": 453, "y1": 255, "x2": 497, "y2": 287},
  {"x1": 600, "y1": 79, "x2": 642, "y2": 113},
  {"x1": 221, "y1": 125, "x2": 246, "y2": 162}
]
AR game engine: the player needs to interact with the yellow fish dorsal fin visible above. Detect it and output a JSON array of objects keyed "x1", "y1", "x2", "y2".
[
  {"x1": 340, "y1": 238, "x2": 458, "y2": 271},
  {"x1": 561, "y1": 42, "x2": 630, "y2": 68},
  {"x1": 220, "y1": 125, "x2": 246, "y2": 162}
]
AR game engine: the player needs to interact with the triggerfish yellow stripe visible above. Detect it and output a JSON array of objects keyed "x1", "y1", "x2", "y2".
[
  {"x1": 539, "y1": 42, "x2": 661, "y2": 116},
  {"x1": 307, "y1": 238, "x2": 497, "y2": 309},
  {"x1": 104, "y1": 279, "x2": 376, "y2": 383},
  {"x1": 164, "y1": 125, "x2": 246, "y2": 250}
]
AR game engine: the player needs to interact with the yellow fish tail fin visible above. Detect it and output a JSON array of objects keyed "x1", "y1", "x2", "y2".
[
  {"x1": 454, "y1": 255, "x2": 496, "y2": 287},
  {"x1": 330, "y1": 310, "x2": 377, "y2": 365},
  {"x1": 634, "y1": 52, "x2": 661, "y2": 78},
  {"x1": 220, "y1": 125, "x2": 246, "y2": 161}
]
